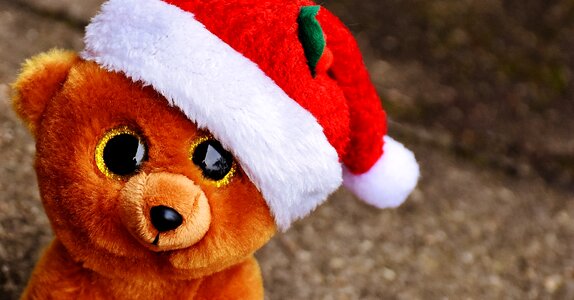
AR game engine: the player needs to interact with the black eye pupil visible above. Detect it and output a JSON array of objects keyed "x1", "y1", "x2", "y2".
[
  {"x1": 192, "y1": 140, "x2": 233, "y2": 181},
  {"x1": 103, "y1": 134, "x2": 146, "y2": 176}
]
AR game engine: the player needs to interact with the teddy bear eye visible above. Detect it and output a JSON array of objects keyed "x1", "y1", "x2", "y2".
[
  {"x1": 96, "y1": 127, "x2": 147, "y2": 179},
  {"x1": 190, "y1": 137, "x2": 236, "y2": 186}
]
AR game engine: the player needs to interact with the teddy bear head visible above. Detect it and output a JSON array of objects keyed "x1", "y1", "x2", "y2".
[
  {"x1": 12, "y1": 0, "x2": 347, "y2": 280},
  {"x1": 13, "y1": 50, "x2": 277, "y2": 280}
]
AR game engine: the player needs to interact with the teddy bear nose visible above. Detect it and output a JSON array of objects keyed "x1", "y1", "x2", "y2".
[{"x1": 150, "y1": 206, "x2": 183, "y2": 232}]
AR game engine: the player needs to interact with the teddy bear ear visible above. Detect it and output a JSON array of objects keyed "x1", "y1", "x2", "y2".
[{"x1": 12, "y1": 49, "x2": 79, "y2": 136}]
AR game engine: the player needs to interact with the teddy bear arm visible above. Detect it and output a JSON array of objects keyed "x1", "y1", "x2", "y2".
[
  {"x1": 193, "y1": 256, "x2": 264, "y2": 300},
  {"x1": 21, "y1": 239, "x2": 104, "y2": 300}
]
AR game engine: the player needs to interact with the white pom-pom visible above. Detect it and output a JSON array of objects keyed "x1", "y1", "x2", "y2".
[{"x1": 343, "y1": 136, "x2": 420, "y2": 208}]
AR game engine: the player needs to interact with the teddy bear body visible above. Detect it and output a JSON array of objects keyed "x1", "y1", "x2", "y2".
[{"x1": 25, "y1": 240, "x2": 262, "y2": 299}]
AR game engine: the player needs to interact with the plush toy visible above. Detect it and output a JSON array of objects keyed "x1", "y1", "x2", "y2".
[{"x1": 13, "y1": 0, "x2": 419, "y2": 298}]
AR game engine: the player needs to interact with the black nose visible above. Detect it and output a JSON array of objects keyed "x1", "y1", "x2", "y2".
[{"x1": 150, "y1": 206, "x2": 183, "y2": 232}]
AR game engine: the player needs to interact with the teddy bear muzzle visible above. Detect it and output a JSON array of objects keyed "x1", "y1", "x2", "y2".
[{"x1": 119, "y1": 172, "x2": 211, "y2": 252}]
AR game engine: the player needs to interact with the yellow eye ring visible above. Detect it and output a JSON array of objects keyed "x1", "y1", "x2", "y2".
[
  {"x1": 95, "y1": 126, "x2": 147, "y2": 180},
  {"x1": 189, "y1": 135, "x2": 237, "y2": 188}
]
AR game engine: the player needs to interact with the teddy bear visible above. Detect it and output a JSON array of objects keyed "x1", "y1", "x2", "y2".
[{"x1": 12, "y1": 0, "x2": 419, "y2": 298}]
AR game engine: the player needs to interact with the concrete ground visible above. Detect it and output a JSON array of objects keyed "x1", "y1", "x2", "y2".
[{"x1": 1, "y1": 0, "x2": 573, "y2": 299}]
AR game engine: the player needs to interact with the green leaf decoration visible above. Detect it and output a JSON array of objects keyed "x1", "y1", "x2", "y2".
[{"x1": 298, "y1": 6, "x2": 326, "y2": 77}]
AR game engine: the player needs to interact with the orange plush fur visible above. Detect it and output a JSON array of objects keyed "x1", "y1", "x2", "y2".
[{"x1": 14, "y1": 50, "x2": 276, "y2": 299}]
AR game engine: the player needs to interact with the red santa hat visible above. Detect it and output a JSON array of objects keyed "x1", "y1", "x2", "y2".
[{"x1": 82, "y1": 0, "x2": 419, "y2": 230}]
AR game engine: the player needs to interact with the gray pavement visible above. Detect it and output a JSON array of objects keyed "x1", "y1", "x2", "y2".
[{"x1": 1, "y1": 1, "x2": 573, "y2": 299}]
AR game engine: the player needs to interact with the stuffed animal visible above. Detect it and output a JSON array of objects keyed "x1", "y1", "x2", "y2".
[{"x1": 13, "y1": 0, "x2": 419, "y2": 298}]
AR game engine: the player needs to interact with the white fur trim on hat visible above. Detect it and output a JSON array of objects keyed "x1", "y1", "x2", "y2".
[
  {"x1": 81, "y1": 0, "x2": 342, "y2": 230},
  {"x1": 343, "y1": 136, "x2": 419, "y2": 208}
]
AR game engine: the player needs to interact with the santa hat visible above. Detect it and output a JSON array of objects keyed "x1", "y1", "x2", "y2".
[{"x1": 81, "y1": 0, "x2": 419, "y2": 230}]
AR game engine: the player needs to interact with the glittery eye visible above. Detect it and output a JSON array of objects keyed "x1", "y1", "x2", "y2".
[
  {"x1": 190, "y1": 137, "x2": 236, "y2": 187},
  {"x1": 96, "y1": 127, "x2": 147, "y2": 179}
]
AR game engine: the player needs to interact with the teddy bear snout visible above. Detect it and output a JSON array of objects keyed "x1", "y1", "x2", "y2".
[{"x1": 120, "y1": 172, "x2": 211, "y2": 252}]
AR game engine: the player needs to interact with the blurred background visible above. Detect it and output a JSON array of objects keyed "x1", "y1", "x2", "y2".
[{"x1": 1, "y1": 0, "x2": 573, "y2": 299}]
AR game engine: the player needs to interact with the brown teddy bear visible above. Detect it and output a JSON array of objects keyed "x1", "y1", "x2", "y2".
[{"x1": 13, "y1": 0, "x2": 419, "y2": 298}]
